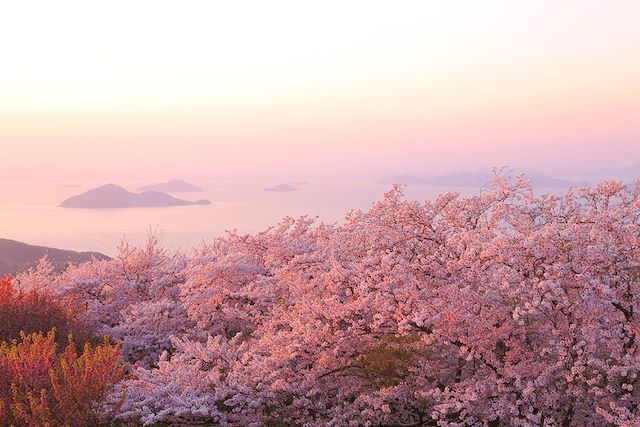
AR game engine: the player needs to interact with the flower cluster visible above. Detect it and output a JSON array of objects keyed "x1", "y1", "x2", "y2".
[{"x1": 13, "y1": 172, "x2": 640, "y2": 426}]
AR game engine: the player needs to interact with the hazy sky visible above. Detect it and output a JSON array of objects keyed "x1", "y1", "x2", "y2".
[{"x1": 1, "y1": 0, "x2": 639, "y2": 180}]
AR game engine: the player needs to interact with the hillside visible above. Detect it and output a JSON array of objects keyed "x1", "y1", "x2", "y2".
[{"x1": 0, "y1": 239, "x2": 110, "y2": 276}]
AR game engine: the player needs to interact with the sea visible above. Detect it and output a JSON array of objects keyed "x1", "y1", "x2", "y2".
[{"x1": 1, "y1": 178, "x2": 568, "y2": 257}]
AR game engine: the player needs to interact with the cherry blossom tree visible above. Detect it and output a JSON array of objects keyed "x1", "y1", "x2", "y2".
[
  {"x1": 15, "y1": 234, "x2": 192, "y2": 367},
  {"x1": 11, "y1": 172, "x2": 640, "y2": 426},
  {"x1": 112, "y1": 173, "x2": 640, "y2": 426}
]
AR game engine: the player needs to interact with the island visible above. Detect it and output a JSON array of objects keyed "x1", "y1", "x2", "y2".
[
  {"x1": 376, "y1": 175, "x2": 431, "y2": 185},
  {"x1": 378, "y1": 171, "x2": 581, "y2": 188},
  {"x1": 60, "y1": 184, "x2": 211, "y2": 209},
  {"x1": 136, "y1": 179, "x2": 204, "y2": 193},
  {"x1": 264, "y1": 183, "x2": 298, "y2": 192},
  {"x1": 424, "y1": 172, "x2": 580, "y2": 188},
  {"x1": 0, "y1": 238, "x2": 110, "y2": 276}
]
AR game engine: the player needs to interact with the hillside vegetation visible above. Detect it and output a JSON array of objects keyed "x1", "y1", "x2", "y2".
[
  {"x1": 3, "y1": 171, "x2": 640, "y2": 426},
  {"x1": 0, "y1": 238, "x2": 109, "y2": 276}
]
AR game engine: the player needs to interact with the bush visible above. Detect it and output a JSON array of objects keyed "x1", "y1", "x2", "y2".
[
  {"x1": 0, "y1": 276, "x2": 94, "y2": 346},
  {"x1": 0, "y1": 330, "x2": 126, "y2": 426}
]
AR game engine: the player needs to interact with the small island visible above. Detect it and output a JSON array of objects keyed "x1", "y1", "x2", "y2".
[
  {"x1": 376, "y1": 175, "x2": 430, "y2": 185},
  {"x1": 264, "y1": 183, "x2": 298, "y2": 192},
  {"x1": 136, "y1": 180, "x2": 204, "y2": 193},
  {"x1": 427, "y1": 172, "x2": 582, "y2": 187},
  {"x1": 60, "y1": 184, "x2": 211, "y2": 209},
  {"x1": 378, "y1": 171, "x2": 581, "y2": 188}
]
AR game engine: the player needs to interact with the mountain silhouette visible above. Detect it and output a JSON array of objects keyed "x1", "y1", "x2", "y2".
[{"x1": 60, "y1": 184, "x2": 211, "y2": 208}]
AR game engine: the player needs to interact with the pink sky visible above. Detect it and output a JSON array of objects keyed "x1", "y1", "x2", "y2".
[{"x1": 1, "y1": 1, "x2": 639, "y2": 180}]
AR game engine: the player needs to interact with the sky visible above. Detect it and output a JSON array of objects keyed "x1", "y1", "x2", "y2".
[{"x1": 1, "y1": 0, "x2": 639, "y2": 180}]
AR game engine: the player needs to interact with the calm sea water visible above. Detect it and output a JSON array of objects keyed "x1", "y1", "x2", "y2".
[{"x1": 1, "y1": 178, "x2": 565, "y2": 257}]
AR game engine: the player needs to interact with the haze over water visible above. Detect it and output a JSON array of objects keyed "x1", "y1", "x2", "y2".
[
  {"x1": 0, "y1": 178, "x2": 495, "y2": 256},
  {"x1": 1, "y1": 172, "x2": 621, "y2": 257}
]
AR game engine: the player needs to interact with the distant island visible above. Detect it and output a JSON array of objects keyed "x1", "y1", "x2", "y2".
[
  {"x1": 615, "y1": 164, "x2": 640, "y2": 181},
  {"x1": 376, "y1": 174, "x2": 431, "y2": 186},
  {"x1": 377, "y1": 171, "x2": 583, "y2": 188},
  {"x1": 60, "y1": 184, "x2": 211, "y2": 209},
  {"x1": 0, "y1": 238, "x2": 110, "y2": 276},
  {"x1": 136, "y1": 180, "x2": 204, "y2": 193},
  {"x1": 264, "y1": 183, "x2": 298, "y2": 192},
  {"x1": 580, "y1": 164, "x2": 640, "y2": 182}
]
